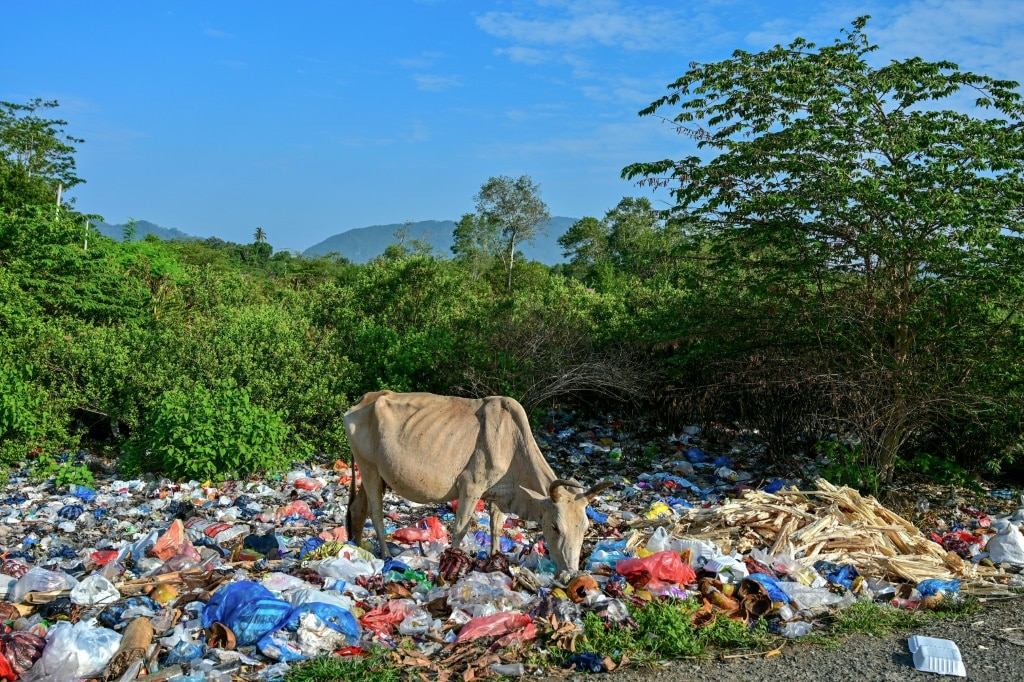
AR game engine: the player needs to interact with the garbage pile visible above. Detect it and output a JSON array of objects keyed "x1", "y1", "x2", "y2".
[{"x1": 0, "y1": 415, "x2": 1020, "y2": 681}]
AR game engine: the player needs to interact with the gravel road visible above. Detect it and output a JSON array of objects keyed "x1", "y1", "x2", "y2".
[{"x1": 549, "y1": 597, "x2": 1024, "y2": 682}]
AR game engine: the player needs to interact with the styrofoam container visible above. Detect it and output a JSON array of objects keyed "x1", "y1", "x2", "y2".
[{"x1": 907, "y1": 636, "x2": 966, "y2": 677}]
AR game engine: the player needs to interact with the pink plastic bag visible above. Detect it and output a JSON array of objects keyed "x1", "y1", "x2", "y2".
[
  {"x1": 455, "y1": 612, "x2": 535, "y2": 645},
  {"x1": 392, "y1": 517, "x2": 449, "y2": 544},
  {"x1": 361, "y1": 600, "x2": 416, "y2": 636},
  {"x1": 293, "y1": 477, "x2": 323, "y2": 491},
  {"x1": 616, "y1": 551, "x2": 696, "y2": 587}
]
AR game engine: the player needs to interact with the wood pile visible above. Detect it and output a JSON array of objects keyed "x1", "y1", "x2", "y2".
[{"x1": 657, "y1": 478, "x2": 1004, "y2": 587}]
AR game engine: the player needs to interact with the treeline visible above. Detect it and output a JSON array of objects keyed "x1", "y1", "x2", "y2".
[{"x1": 3, "y1": 19, "x2": 1024, "y2": 490}]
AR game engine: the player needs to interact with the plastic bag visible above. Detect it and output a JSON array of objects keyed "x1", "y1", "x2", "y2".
[
  {"x1": 586, "y1": 540, "x2": 629, "y2": 570},
  {"x1": 447, "y1": 572, "x2": 531, "y2": 617},
  {"x1": 986, "y1": 522, "x2": 1024, "y2": 565},
  {"x1": 149, "y1": 519, "x2": 188, "y2": 561},
  {"x1": 70, "y1": 573, "x2": 120, "y2": 605},
  {"x1": 316, "y1": 555, "x2": 383, "y2": 582},
  {"x1": 203, "y1": 581, "x2": 293, "y2": 646},
  {"x1": 11, "y1": 567, "x2": 79, "y2": 604},
  {"x1": 0, "y1": 630, "x2": 46, "y2": 678},
  {"x1": 916, "y1": 579, "x2": 960, "y2": 597},
  {"x1": 392, "y1": 517, "x2": 449, "y2": 544},
  {"x1": 777, "y1": 582, "x2": 842, "y2": 611},
  {"x1": 645, "y1": 527, "x2": 674, "y2": 554},
  {"x1": 616, "y1": 551, "x2": 697, "y2": 587},
  {"x1": 360, "y1": 599, "x2": 417, "y2": 636},
  {"x1": 286, "y1": 587, "x2": 355, "y2": 612},
  {"x1": 285, "y1": 602, "x2": 360, "y2": 645},
  {"x1": 455, "y1": 612, "x2": 534, "y2": 644},
  {"x1": 22, "y1": 621, "x2": 121, "y2": 680},
  {"x1": 743, "y1": 574, "x2": 790, "y2": 603}
]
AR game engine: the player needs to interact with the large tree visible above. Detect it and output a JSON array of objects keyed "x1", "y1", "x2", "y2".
[
  {"x1": 0, "y1": 99, "x2": 83, "y2": 208},
  {"x1": 623, "y1": 17, "x2": 1024, "y2": 482},
  {"x1": 456, "y1": 175, "x2": 550, "y2": 292}
]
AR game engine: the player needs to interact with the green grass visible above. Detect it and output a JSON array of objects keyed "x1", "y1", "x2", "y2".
[
  {"x1": 578, "y1": 597, "x2": 772, "y2": 664},
  {"x1": 806, "y1": 596, "x2": 981, "y2": 649},
  {"x1": 285, "y1": 650, "x2": 402, "y2": 682}
]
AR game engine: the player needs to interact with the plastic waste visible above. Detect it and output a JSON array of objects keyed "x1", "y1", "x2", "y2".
[
  {"x1": 616, "y1": 551, "x2": 697, "y2": 587},
  {"x1": 985, "y1": 522, "x2": 1024, "y2": 565},
  {"x1": 455, "y1": 612, "x2": 534, "y2": 644},
  {"x1": 777, "y1": 582, "x2": 842, "y2": 611},
  {"x1": 908, "y1": 635, "x2": 966, "y2": 677},
  {"x1": 916, "y1": 579, "x2": 960, "y2": 598},
  {"x1": 11, "y1": 567, "x2": 79, "y2": 604},
  {"x1": 392, "y1": 517, "x2": 449, "y2": 544},
  {"x1": 22, "y1": 620, "x2": 121, "y2": 680},
  {"x1": 491, "y1": 662, "x2": 525, "y2": 676},
  {"x1": 202, "y1": 581, "x2": 293, "y2": 646},
  {"x1": 780, "y1": 621, "x2": 813, "y2": 638},
  {"x1": 69, "y1": 573, "x2": 120, "y2": 605},
  {"x1": 448, "y1": 572, "x2": 531, "y2": 617},
  {"x1": 317, "y1": 555, "x2": 384, "y2": 582}
]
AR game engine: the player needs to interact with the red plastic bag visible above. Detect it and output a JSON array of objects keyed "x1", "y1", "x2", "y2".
[
  {"x1": 90, "y1": 549, "x2": 120, "y2": 566},
  {"x1": 294, "y1": 477, "x2": 323, "y2": 491},
  {"x1": 360, "y1": 600, "x2": 416, "y2": 636},
  {"x1": 450, "y1": 499, "x2": 485, "y2": 513},
  {"x1": 392, "y1": 517, "x2": 449, "y2": 544},
  {"x1": 455, "y1": 612, "x2": 535, "y2": 645},
  {"x1": 616, "y1": 551, "x2": 696, "y2": 587},
  {"x1": 276, "y1": 500, "x2": 316, "y2": 521},
  {"x1": 150, "y1": 519, "x2": 189, "y2": 561}
]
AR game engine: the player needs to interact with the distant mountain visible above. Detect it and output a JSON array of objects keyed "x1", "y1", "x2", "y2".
[
  {"x1": 91, "y1": 219, "x2": 195, "y2": 242},
  {"x1": 303, "y1": 217, "x2": 576, "y2": 265}
]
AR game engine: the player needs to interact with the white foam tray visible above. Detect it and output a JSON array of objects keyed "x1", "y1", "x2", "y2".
[{"x1": 907, "y1": 636, "x2": 967, "y2": 677}]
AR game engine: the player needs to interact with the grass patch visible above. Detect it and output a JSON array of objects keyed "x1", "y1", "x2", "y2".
[
  {"x1": 807, "y1": 596, "x2": 981, "y2": 648},
  {"x1": 285, "y1": 650, "x2": 402, "y2": 682},
  {"x1": 578, "y1": 597, "x2": 771, "y2": 664}
]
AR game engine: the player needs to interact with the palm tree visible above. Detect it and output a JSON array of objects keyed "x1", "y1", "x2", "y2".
[{"x1": 254, "y1": 226, "x2": 266, "y2": 243}]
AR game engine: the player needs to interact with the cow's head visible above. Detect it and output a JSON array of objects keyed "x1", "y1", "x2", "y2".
[{"x1": 524, "y1": 479, "x2": 614, "y2": 573}]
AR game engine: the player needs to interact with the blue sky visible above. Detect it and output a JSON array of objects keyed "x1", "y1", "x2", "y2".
[{"x1": 3, "y1": 0, "x2": 1023, "y2": 252}]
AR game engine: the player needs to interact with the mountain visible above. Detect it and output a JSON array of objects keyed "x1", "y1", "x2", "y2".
[
  {"x1": 302, "y1": 216, "x2": 576, "y2": 265},
  {"x1": 91, "y1": 219, "x2": 195, "y2": 242}
]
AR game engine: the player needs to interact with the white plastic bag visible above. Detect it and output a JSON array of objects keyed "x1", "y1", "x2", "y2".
[
  {"x1": 70, "y1": 573, "x2": 120, "y2": 605},
  {"x1": 987, "y1": 522, "x2": 1024, "y2": 565},
  {"x1": 316, "y1": 556, "x2": 383, "y2": 582},
  {"x1": 11, "y1": 567, "x2": 79, "y2": 603},
  {"x1": 23, "y1": 620, "x2": 121, "y2": 680}
]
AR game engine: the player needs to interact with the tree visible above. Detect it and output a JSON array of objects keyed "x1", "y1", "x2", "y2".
[
  {"x1": 254, "y1": 226, "x2": 266, "y2": 243},
  {"x1": 459, "y1": 175, "x2": 550, "y2": 292},
  {"x1": 623, "y1": 17, "x2": 1024, "y2": 483},
  {"x1": 452, "y1": 212, "x2": 501, "y2": 280},
  {"x1": 0, "y1": 99, "x2": 83, "y2": 190}
]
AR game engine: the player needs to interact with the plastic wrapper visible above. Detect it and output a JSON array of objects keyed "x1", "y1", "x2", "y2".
[
  {"x1": 361, "y1": 599, "x2": 417, "y2": 636},
  {"x1": 616, "y1": 551, "x2": 697, "y2": 587},
  {"x1": 777, "y1": 582, "x2": 843, "y2": 610},
  {"x1": 22, "y1": 620, "x2": 121, "y2": 681},
  {"x1": 149, "y1": 519, "x2": 188, "y2": 561},
  {"x1": 70, "y1": 573, "x2": 120, "y2": 605},
  {"x1": 11, "y1": 567, "x2": 79, "y2": 604}
]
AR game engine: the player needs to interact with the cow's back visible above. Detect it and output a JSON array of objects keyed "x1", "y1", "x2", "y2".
[{"x1": 345, "y1": 391, "x2": 516, "y2": 504}]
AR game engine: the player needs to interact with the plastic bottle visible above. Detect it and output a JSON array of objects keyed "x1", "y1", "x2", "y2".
[
  {"x1": 780, "y1": 621, "x2": 813, "y2": 638},
  {"x1": 490, "y1": 663, "x2": 525, "y2": 676}
]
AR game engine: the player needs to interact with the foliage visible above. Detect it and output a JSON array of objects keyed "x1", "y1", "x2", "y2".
[
  {"x1": 623, "y1": 16, "x2": 1024, "y2": 480},
  {"x1": 896, "y1": 451, "x2": 982, "y2": 493},
  {"x1": 818, "y1": 440, "x2": 880, "y2": 496},
  {"x1": 29, "y1": 452, "x2": 95, "y2": 488},
  {"x1": 124, "y1": 382, "x2": 297, "y2": 480},
  {"x1": 0, "y1": 98, "x2": 83, "y2": 196},
  {"x1": 0, "y1": 358, "x2": 75, "y2": 468},
  {"x1": 456, "y1": 175, "x2": 550, "y2": 292}
]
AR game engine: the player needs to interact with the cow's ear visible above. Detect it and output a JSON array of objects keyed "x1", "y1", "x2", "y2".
[{"x1": 520, "y1": 486, "x2": 548, "y2": 503}]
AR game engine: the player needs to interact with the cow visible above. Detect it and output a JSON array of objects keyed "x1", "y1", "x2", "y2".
[{"x1": 343, "y1": 390, "x2": 612, "y2": 573}]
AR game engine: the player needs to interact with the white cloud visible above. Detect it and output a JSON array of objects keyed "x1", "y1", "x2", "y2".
[
  {"x1": 496, "y1": 46, "x2": 549, "y2": 65},
  {"x1": 202, "y1": 24, "x2": 231, "y2": 39},
  {"x1": 413, "y1": 74, "x2": 464, "y2": 91},
  {"x1": 477, "y1": 2, "x2": 692, "y2": 51},
  {"x1": 396, "y1": 52, "x2": 445, "y2": 69}
]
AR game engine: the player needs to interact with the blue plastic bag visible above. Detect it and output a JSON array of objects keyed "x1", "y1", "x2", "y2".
[
  {"x1": 285, "y1": 602, "x2": 360, "y2": 644},
  {"x1": 763, "y1": 479, "x2": 786, "y2": 494},
  {"x1": 685, "y1": 446, "x2": 708, "y2": 464},
  {"x1": 744, "y1": 574, "x2": 791, "y2": 603},
  {"x1": 916, "y1": 578, "x2": 960, "y2": 597},
  {"x1": 203, "y1": 581, "x2": 293, "y2": 646},
  {"x1": 586, "y1": 506, "x2": 608, "y2": 524}
]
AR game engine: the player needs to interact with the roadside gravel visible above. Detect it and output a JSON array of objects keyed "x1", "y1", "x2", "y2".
[{"x1": 548, "y1": 597, "x2": 1024, "y2": 682}]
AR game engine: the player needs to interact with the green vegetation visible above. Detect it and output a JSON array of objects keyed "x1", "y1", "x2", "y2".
[
  {"x1": 285, "y1": 651, "x2": 401, "y2": 682},
  {"x1": 1, "y1": 17, "x2": 1023, "y2": 489}
]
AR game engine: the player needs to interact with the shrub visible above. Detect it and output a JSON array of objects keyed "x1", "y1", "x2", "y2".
[{"x1": 125, "y1": 382, "x2": 297, "y2": 480}]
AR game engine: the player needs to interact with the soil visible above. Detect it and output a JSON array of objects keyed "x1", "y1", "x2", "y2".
[{"x1": 553, "y1": 597, "x2": 1024, "y2": 682}]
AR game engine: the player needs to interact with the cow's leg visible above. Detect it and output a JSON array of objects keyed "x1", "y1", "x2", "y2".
[
  {"x1": 451, "y1": 477, "x2": 486, "y2": 552},
  {"x1": 346, "y1": 482, "x2": 368, "y2": 544},
  {"x1": 489, "y1": 502, "x2": 505, "y2": 555},
  {"x1": 360, "y1": 464, "x2": 393, "y2": 558}
]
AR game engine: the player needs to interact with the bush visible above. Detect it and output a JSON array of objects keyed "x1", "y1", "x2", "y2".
[{"x1": 125, "y1": 382, "x2": 297, "y2": 480}]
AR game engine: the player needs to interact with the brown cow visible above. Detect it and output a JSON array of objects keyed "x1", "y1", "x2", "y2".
[{"x1": 344, "y1": 390, "x2": 611, "y2": 572}]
